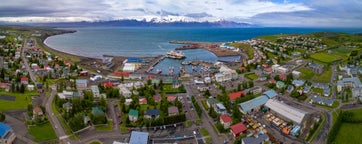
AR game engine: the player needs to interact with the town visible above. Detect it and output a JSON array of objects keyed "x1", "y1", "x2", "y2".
[{"x1": 0, "y1": 26, "x2": 362, "y2": 144}]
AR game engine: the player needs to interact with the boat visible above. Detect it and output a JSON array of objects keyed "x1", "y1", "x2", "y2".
[
  {"x1": 156, "y1": 69, "x2": 162, "y2": 74},
  {"x1": 166, "y1": 51, "x2": 186, "y2": 59}
]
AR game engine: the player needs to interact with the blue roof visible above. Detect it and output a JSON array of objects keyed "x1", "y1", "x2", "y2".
[
  {"x1": 92, "y1": 106, "x2": 104, "y2": 115},
  {"x1": 338, "y1": 77, "x2": 362, "y2": 88},
  {"x1": 146, "y1": 109, "x2": 160, "y2": 116},
  {"x1": 263, "y1": 89, "x2": 277, "y2": 99},
  {"x1": 0, "y1": 122, "x2": 11, "y2": 138},
  {"x1": 311, "y1": 97, "x2": 334, "y2": 105},
  {"x1": 127, "y1": 58, "x2": 142, "y2": 63},
  {"x1": 130, "y1": 131, "x2": 149, "y2": 144},
  {"x1": 242, "y1": 134, "x2": 269, "y2": 144},
  {"x1": 238, "y1": 96, "x2": 269, "y2": 113},
  {"x1": 290, "y1": 125, "x2": 301, "y2": 135},
  {"x1": 216, "y1": 103, "x2": 226, "y2": 110}
]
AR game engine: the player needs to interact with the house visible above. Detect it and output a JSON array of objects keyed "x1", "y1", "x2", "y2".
[
  {"x1": 310, "y1": 96, "x2": 334, "y2": 106},
  {"x1": 0, "y1": 122, "x2": 16, "y2": 144},
  {"x1": 249, "y1": 86, "x2": 262, "y2": 95},
  {"x1": 168, "y1": 106, "x2": 179, "y2": 116},
  {"x1": 242, "y1": 134, "x2": 269, "y2": 144},
  {"x1": 220, "y1": 115, "x2": 232, "y2": 129},
  {"x1": 119, "y1": 86, "x2": 131, "y2": 98},
  {"x1": 91, "y1": 85, "x2": 100, "y2": 98},
  {"x1": 292, "y1": 80, "x2": 305, "y2": 87},
  {"x1": 92, "y1": 106, "x2": 105, "y2": 116},
  {"x1": 20, "y1": 77, "x2": 29, "y2": 85},
  {"x1": 76, "y1": 79, "x2": 88, "y2": 89},
  {"x1": 139, "y1": 98, "x2": 147, "y2": 104},
  {"x1": 292, "y1": 70, "x2": 301, "y2": 78},
  {"x1": 129, "y1": 131, "x2": 149, "y2": 144},
  {"x1": 337, "y1": 77, "x2": 362, "y2": 92},
  {"x1": 263, "y1": 67, "x2": 272, "y2": 74},
  {"x1": 206, "y1": 97, "x2": 216, "y2": 108},
  {"x1": 276, "y1": 81, "x2": 285, "y2": 89},
  {"x1": 153, "y1": 96, "x2": 161, "y2": 102},
  {"x1": 215, "y1": 103, "x2": 227, "y2": 115},
  {"x1": 287, "y1": 85, "x2": 294, "y2": 93},
  {"x1": 57, "y1": 90, "x2": 74, "y2": 99},
  {"x1": 63, "y1": 102, "x2": 73, "y2": 112},
  {"x1": 309, "y1": 62, "x2": 324, "y2": 74},
  {"x1": 129, "y1": 109, "x2": 139, "y2": 122},
  {"x1": 303, "y1": 85, "x2": 311, "y2": 93},
  {"x1": 230, "y1": 122, "x2": 247, "y2": 137},
  {"x1": 151, "y1": 79, "x2": 160, "y2": 86},
  {"x1": 103, "y1": 81, "x2": 114, "y2": 89},
  {"x1": 167, "y1": 96, "x2": 177, "y2": 102},
  {"x1": 228, "y1": 91, "x2": 245, "y2": 101},
  {"x1": 279, "y1": 74, "x2": 287, "y2": 80},
  {"x1": 33, "y1": 106, "x2": 43, "y2": 120},
  {"x1": 145, "y1": 109, "x2": 160, "y2": 119},
  {"x1": 238, "y1": 96, "x2": 269, "y2": 114}
]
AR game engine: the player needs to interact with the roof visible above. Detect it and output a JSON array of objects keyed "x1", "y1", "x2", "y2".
[
  {"x1": 21, "y1": 77, "x2": 29, "y2": 81},
  {"x1": 63, "y1": 102, "x2": 73, "y2": 107},
  {"x1": 265, "y1": 99, "x2": 307, "y2": 124},
  {"x1": 167, "y1": 96, "x2": 176, "y2": 102},
  {"x1": 168, "y1": 106, "x2": 179, "y2": 114},
  {"x1": 92, "y1": 107, "x2": 104, "y2": 115},
  {"x1": 76, "y1": 79, "x2": 88, "y2": 84},
  {"x1": 263, "y1": 89, "x2": 277, "y2": 99},
  {"x1": 338, "y1": 77, "x2": 362, "y2": 88},
  {"x1": 146, "y1": 109, "x2": 160, "y2": 116},
  {"x1": 264, "y1": 67, "x2": 272, "y2": 72},
  {"x1": 279, "y1": 74, "x2": 287, "y2": 79},
  {"x1": 129, "y1": 109, "x2": 139, "y2": 117},
  {"x1": 311, "y1": 96, "x2": 334, "y2": 105},
  {"x1": 33, "y1": 107, "x2": 43, "y2": 113},
  {"x1": 238, "y1": 96, "x2": 269, "y2": 113},
  {"x1": 220, "y1": 115, "x2": 232, "y2": 123},
  {"x1": 112, "y1": 71, "x2": 130, "y2": 77},
  {"x1": 129, "y1": 131, "x2": 149, "y2": 144},
  {"x1": 216, "y1": 103, "x2": 226, "y2": 110},
  {"x1": 153, "y1": 96, "x2": 161, "y2": 101},
  {"x1": 127, "y1": 58, "x2": 142, "y2": 63},
  {"x1": 242, "y1": 134, "x2": 269, "y2": 144},
  {"x1": 228, "y1": 91, "x2": 245, "y2": 100},
  {"x1": 292, "y1": 79, "x2": 305, "y2": 86},
  {"x1": 0, "y1": 122, "x2": 11, "y2": 138},
  {"x1": 230, "y1": 122, "x2": 247, "y2": 135},
  {"x1": 103, "y1": 81, "x2": 114, "y2": 88}
]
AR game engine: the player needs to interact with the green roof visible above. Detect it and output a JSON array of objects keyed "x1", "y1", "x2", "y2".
[
  {"x1": 129, "y1": 109, "x2": 139, "y2": 117},
  {"x1": 163, "y1": 77, "x2": 173, "y2": 84},
  {"x1": 92, "y1": 106, "x2": 104, "y2": 115}
]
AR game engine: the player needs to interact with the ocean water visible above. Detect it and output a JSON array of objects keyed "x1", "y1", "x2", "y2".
[{"x1": 45, "y1": 27, "x2": 362, "y2": 74}]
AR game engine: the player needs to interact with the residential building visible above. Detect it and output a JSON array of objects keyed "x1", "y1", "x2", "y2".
[
  {"x1": 292, "y1": 80, "x2": 305, "y2": 87},
  {"x1": 129, "y1": 109, "x2": 139, "y2": 122},
  {"x1": 276, "y1": 81, "x2": 285, "y2": 89},
  {"x1": 92, "y1": 106, "x2": 105, "y2": 116},
  {"x1": 230, "y1": 122, "x2": 247, "y2": 137},
  {"x1": 309, "y1": 62, "x2": 324, "y2": 74},
  {"x1": 0, "y1": 122, "x2": 16, "y2": 144},
  {"x1": 265, "y1": 99, "x2": 307, "y2": 124},
  {"x1": 76, "y1": 79, "x2": 88, "y2": 89},
  {"x1": 287, "y1": 85, "x2": 294, "y2": 93},
  {"x1": 129, "y1": 131, "x2": 149, "y2": 144},
  {"x1": 27, "y1": 84, "x2": 35, "y2": 91},
  {"x1": 215, "y1": 103, "x2": 227, "y2": 115},
  {"x1": 352, "y1": 87, "x2": 362, "y2": 101},
  {"x1": 262, "y1": 90, "x2": 277, "y2": 99},
  {"x1": 167, "y1": 96, "x2": 177, "y2": 102},
  {"x1": 57, "y1": 90, "x2": 74, "y2": 99},
  {"x1": 168, "y1": 106, "x2": 179, "y2": 116},
  {"x1": 228, "y1": 91, "x2": 245, "y2": 101},
  {"x1": 249, "y1": 86, "x2": 263, "y2": 95},
  {"x1": 206, "y1": 97, "x2": 216, "y2": 108},
  {"x1": 220, "y1": 115, "x2": 232, "y2": 129},
  {"x1": 337, "y1": 77, "x2": 362, "y2": 92},
  {"x1": 91, "y1": 85, "x2": 100, "y2": 98},
  {"x1": 303, "y1": 85, "x2": 311, "y2": 93},
  {"x1": 310, "y1": 96, "x2": 334, "y2": 106},
  {"x1": 33, "y1": 107, "x2": 43, "y2": 120},
  {"x1": 119, "y1": 86, "x2": 131, "y2": 98},
  {"x1": 20, "y1": 77, "x2": 29, "y2": 85},
  {"x1": 63, "y1": 102, "x2": 73, "y2": 112},
  {"x1": 145, "y1": 109, "x2": 160, "y2": 119},
  {"x1": 242, "y1": 134, "x2": 269, "y2": 144},
  {"x1": 292, "y1": 70, "x2": 301, "y2": 78},
  {"x1": 238, "y1": 96, "x2": 269, "y2": 114}
]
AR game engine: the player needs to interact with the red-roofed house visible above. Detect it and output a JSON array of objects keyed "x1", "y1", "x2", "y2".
[
  {"x1": 0, "y1": 83, "x2": 7, "y2": 89},
  {"x1": 20, "y1": 77, "x2": 29, "y2": 85},
  {"x1": 279, "y1": 74, "x2": 287, "y2": 80},
  {"x1": 230, "y1": 122, "x2": 247, "y2": 137},
  {"x1": 103, "y1": 81, "x2": 114, "y2": 88},
  {"x1": 139, "y1": 98, "x2": 148, "y2": 104},
  {"x1": 147, "y1": 75, "x2": 156, "y2": 79},
  {"x1": 262, "y1": 63, "x2": 268, "y2": 68},
  {"x1": 264, "y1": 67, "x2": 272, "y2": 74},
  {"x1": 220, "y1": 115, "x2": 232, "y2": 129},
  {"x1": 167, "y1": 96, "x2": 176, "y2": 102},
  {"x1": 79, "y1": 71, "x2": 88, "y2": 76},
  {"x1": 153, "y1": 96, "x2": 161, "y2": 102},
  {"x1": 269, "y1": 79, "x2": 276, "y2": 84},
  {"x1": 239, "y1": 67, "x2": 245, "y2": 71},
  {"x1": 112, "y1": 71, "x2": 130, "y2": 78},
  {"x1": 228, "y1": 91, "x2": 245, "y2": 101}
]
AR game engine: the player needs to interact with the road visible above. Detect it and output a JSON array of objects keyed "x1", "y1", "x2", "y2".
[{"x1": 21, "y1": 38, "x2": 39, "y2": 86}]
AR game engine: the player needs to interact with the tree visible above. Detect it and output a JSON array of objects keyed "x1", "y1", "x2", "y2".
[
  {"x1": 20, "y1": 84, "x2": 25, "y2": 93},
  {"x1": 232, "y1": 104, "x2": 242, "y2": 124},
  {"x1": 69, "y1": 113, "x2": 86, "y2": 131},
  {"x1": 0, "y1": 111, "x2": 5, "y2": 122},
  {"x1": 208, "y1": 106, "x2": 218, "y2": 119}
]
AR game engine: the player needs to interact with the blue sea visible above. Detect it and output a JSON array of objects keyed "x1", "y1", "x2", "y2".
[{"x1": 45, "y1": 27, "x2": 362, "y2": 74}]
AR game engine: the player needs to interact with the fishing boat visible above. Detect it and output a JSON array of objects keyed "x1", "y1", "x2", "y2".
[
  {"x1": 166, "y1": 51, "x2": 186, "y2": 59},
  {"x1": 156, "y1": 69, "x2": 162, "y2": 74}
]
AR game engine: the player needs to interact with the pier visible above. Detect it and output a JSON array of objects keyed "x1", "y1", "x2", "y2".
[{"x1": 146, "y1": 55, "x2": 165, "y2": 73}]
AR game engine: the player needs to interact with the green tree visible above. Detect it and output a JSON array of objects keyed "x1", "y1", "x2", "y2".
[{"x1": 0, "y1": 111, "x2": 5, "y2": 122}]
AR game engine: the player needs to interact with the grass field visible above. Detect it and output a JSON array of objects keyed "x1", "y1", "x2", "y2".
[
  {"x1": 299, "y1": 68, "x2": 314, "y2": 80},
  {"x1": 346, "y1": 108, "x2": 362, "y2": 120},
  {"x1": 0, "y1": 92, "x2": 36, "y2": 111},
  {"x1": 257, "y1": 35, "x2": 279, "y2": 42},
  {"x1": 227, "y1": 43, "x2": 254, "y2": 58},
  {"x1": 310, "y1": 53, "x2": 341, "y2": 63},
  {"x1": 200, "y1": 128, "x2": 209, "y2": 136},
  {"x1": 245, "y1": 73, "x2": 259, "y2": 80},
  {"x1": 334, "y1": 123, "x2": 362, "y2": 144},
  {"x1": 28, "y1": 122, "x2": 57, "y2": 142},
  {"x1": 314, "y1": 68, "x2": 332, "y2": 83},
  {"x1": 95, "y1": 121, "x2": 113, "y2": 131}
]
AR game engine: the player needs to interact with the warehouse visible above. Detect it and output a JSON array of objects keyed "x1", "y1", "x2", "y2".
[{"x1": 264, "y1": 99, "x2": 307, "y2": 124}]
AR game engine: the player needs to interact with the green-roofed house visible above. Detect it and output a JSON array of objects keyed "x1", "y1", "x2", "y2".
[
  {"x1": 151, "y1": 79, "x2": 160, "y2": 86},
  {"x1": 129, "y1": 109, "x2": 139, "y2": 122},
  {"x1": 92, "y1": 106, "x2": 104, "y2": 116},
  {"x1": 163, "y1": 77, "x2": 173, "y2": 84}
]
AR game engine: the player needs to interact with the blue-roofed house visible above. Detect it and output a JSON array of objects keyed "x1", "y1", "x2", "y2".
[
  {"x1": 0, "y1": 122, "x2": 16, "y2": 144},
  {"x1": 92, "y1": 106, "x2": 105, "y2": 116},
  {"x1": 310, "y1": 96, "x2": 334, "y2": 106},
  {"x1": 238, "y1": 96, "x2": 269, "y2": 114},
  {"x1": 292, "y1": 80, "x2": 305, "y2": 87},
  {"x1": 145, "y1": 109, "x2": 160, "y2": 119},
  {"x1": 323, "y1": 88, "x2": 331, "y2": 97},
  {"x1": 242, "y1": 134, "x2": 269, "y2": 144},
  {"x1": 127, "y1": 58, "x2": 142, "y2": 63},
  {"x1": 287, "y1": 85, "x2": 294, "y2": 93},
  {"x1": 215, "y1": 103, "x2": 227, "y2": 114},
  {"x1": 276, "y1": 81, "x2": 285, "y2": 89},
  {"x1": 337, "y1": 77, "x2": 362, "y2": 92},
  {"x1": 129, "y1": 131, "x2": 149, "y2": 144},
  {"x1": 263, "y1": 89, "x2": 277, "y2": 99},
  {"x1": 76, "y1": 79, "x2": 88, "y2": 89},
  {"x1": 290, "y1": 125, "x2": 301, "y2": 136},
  {"x1": 303, "y1": 85, "x2": 311, "y2": 93}
]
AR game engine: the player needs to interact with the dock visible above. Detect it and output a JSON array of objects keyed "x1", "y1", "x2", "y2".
[{"x1": 146, "y1": 55, "x2": 165, "y2": 73}]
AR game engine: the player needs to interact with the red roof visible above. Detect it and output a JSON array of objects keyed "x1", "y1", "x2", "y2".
[
  {"x1": 239, "y1": 67, "x2": 245, "y2": 71},
  {"x1": 228, "y1": 91, "x2": 245, "y2": 100},
  {"x1": 220, "y1": 115, "x2": 232, "y2": 123},
  {"x1": 262, "y1": 63, "x2": 268, "y2": 68},
  {"x1": 112, "y1": 71, "x2": 130, "y2": 77},
  {"x1": 153, "y1": 96, "x2": 161, "y2": 102},
  {"x1": 147, "y1": 75, "x2": 156, "y2": 79},
  {"x1": 279, "y1": 74, "x2": 287, "y2": 80},
  {"x1": 139, "y1": 98, "x2": 148, "y2": 104},
  {"x1": 21, "y1": 77, "x2": 29, "y2": 81},
  {"x1": 264, "y1": 67, "x2": 272, "y2": 72},
  {"x1": 269, "y1": 79, "x2": 276, "y2": 83},
  {"x1": 0, "y1": 83, "x2": 7, "y2": 88},
  {"x1": 167, "y1": 96, "x2": 176, "y2": 102},
  {"x1": 230, "y1": 122, "x2": 247, "y2": 135},
  {"x1": 103, "y1": 81, "x2": 114, "y2": 88}
]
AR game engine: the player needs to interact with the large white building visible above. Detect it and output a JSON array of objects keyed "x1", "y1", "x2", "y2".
[
  {"x1": 90, "y1": 85, "x2": 100, "y2": 98},
  {"x1": 214, "y1": 65, "x2": 238, "y2": 82},
  {"x1": 265, "y1": 99, "x2": 307, "y2": 124},
  {"x1": 337, "y1": 77, "x2": 362, "y2": 92}
]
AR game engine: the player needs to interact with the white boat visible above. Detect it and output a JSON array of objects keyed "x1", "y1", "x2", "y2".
[{"x1": 166, "y1": 51, "x2": 186, "y2": 59}]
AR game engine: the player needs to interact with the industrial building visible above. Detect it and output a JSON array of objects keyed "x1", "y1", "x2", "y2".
[{"x1": 264, "y1": 99, "x2": 307, "y2": 124}]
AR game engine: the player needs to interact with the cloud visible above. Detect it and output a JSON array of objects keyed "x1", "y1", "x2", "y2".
[{"x1": 0, "y1": 0, "x2": 360, "y2": 27}]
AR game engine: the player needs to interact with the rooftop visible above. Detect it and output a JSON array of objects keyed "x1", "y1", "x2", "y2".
[
  {"x1": 230, "y1": 122, "x2": 247, "y2": 135},
  {"x1": 129, "y1": 109, "x2": 139, "y2": 117},
  {"x1": 220, "y1": 115, "x2": 232, "y2": 123},
  {"x1": 129, "y1": 131, "x2": 149, "y2": 144},
  {"x1": 265, "y1": 99, "x2": 307, "y2": 124},
  {"x1": 0, "y1": 122, "x2": 11, "y2": 138},
  {"x1": 228, "y1": 91, "x2": 245, "y2": 100},
  {"x1": 263, "y1": 89, "x2": 277, "y2": 99},
  {"x1": 146, "y1": 109, "x2": 160, "y2": 116},
  {"x1": 238, "y1": 95, "x2": 269, "y2": 113}
]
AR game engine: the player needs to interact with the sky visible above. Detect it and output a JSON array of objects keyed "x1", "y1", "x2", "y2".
[{"x1": 0, "y1": 0, "x2": 361, "y2": 27}]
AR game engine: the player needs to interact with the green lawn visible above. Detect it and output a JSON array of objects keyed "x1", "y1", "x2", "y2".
[
  {"x1": 312, "y1": 88, "x2": 324, "y2": 95},
  {"x1": 299, "y1": 68, "x2": 314, "y2": 80},
  {"x1": 310, "y1": 53, "x2": 341, "y2": 63},
  {"x1": 89, "y1": 141, "x2": 101, "y2": 144},
  {"x1": 95, "y1": 121, "x2": 113, "y2": 131},
  {"x1": 346, "y1": 108, "x2": 362, "y2": 120},
  {"x1": 227, "y1": 43, "x2": 254, "y2": 58},
  {"x1": 257, "y1": 35, "x2": 279, "y2": 42},
  {"x1": 0, "y1": 92, "x2": 36, "y2": 111},
  {"x1": 205, "y1": 137, "x2": 212, "y2": 143},
  {"x1": 163, "y1": 84, "x2": 186, "y2": 94},
  {"x1": 184, "y1": 121, "x2": 193, "y2": 127},
  {"x1": 28, "y1": 122, "x2": 57, "y2": 142},
  {"x1": 245, "y1": 73, "x2": 259, "y2": 80},
  {"x1": 201, "y1": 100, "x2": 209, "y2": 110},
  {"x1": 314, "y1": 68, "x2": 332, "y2": 83},
  {"x1": 334, "y1": 123, "x2": 362, "y2": 144},
  {"x1": 200, "y1": 128, "x2": 209, "y2": 136}
]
